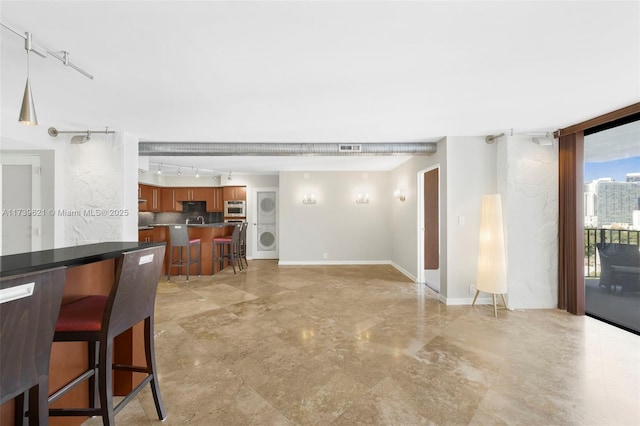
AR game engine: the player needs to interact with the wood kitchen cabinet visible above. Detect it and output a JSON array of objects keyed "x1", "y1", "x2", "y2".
[
  {"x1": 160, "y1": 188, "x2": 180, "y2": 211},
  {"x1": 138, "y1": 184, "x2": 161, "y2": 212},
  {"x1": 223, "y1": 186, "x2": 246, "y2": 201},
  {"x1": 175, "y1": 187, "x2": 211, "y2": 202},
  {"x1": 208, "y1": 187, "x2": 223, "y2": 212},
  {"x1": 138, "y1": 228, "x2": 154, "y2": 242},
  {"x1": 147, "y1": 186, "x2": 226, "y2": 212}
]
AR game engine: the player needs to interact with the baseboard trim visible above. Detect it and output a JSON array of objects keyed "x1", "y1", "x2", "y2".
[
  {"x1": 278, "y1": 260, "x2": 391, "y2": 266},
  {"x1": 390, "y1": 261, "x2": 417, "y2": 282}
]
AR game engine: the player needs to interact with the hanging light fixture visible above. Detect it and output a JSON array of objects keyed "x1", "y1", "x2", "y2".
[
  {"x1": 2, "y1": 22, "x2": 94, "y2": 126},
  {"x1": 19, "y1": 32, "x2": 37, "y2": 125}
]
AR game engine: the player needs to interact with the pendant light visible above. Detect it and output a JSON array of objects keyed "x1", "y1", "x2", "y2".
[{"x1": 19, "y1": 33, "x2": 37, "y2": 125}]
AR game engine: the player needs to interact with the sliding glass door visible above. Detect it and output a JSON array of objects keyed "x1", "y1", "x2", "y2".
[{"x1": 583, "y1": 118, "x2": 640, "y2": 333}]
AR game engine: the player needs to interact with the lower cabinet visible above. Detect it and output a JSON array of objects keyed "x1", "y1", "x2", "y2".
[{"x1": 138, "y1": 229, "x2": 154, "y2": 242}]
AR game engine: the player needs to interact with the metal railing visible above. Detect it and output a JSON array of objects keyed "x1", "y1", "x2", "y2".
[{"x1": 584, "y1": 228, "x2": 640, "y2": 277}]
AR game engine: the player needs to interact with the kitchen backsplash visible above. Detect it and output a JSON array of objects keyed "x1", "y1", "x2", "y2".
[{"x1": 138, "y1": 211, "x2": 223, "y2": 226}]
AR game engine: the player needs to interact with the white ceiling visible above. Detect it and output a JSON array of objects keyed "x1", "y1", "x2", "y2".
[{"x1": 1, "y1": 1, "x2": 638, "y2": 174}]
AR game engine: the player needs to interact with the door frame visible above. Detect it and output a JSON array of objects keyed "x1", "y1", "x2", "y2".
[
  {"x1": 417, "y1": 164, "x2": 441, "y2": 292},
  {"x1": 1, "y1": 154, "x2": 42, "y2": 254}
]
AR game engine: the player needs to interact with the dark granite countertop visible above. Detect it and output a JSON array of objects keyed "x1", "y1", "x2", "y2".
[
  {"x1": 150, "y1": 222, "x2": 235, "y2": 228},
  {"x1": 0, "y1": 241, "x2": 165, "y2": 278}
]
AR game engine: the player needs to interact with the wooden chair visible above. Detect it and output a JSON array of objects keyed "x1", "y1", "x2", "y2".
[
  {"x1": 1, "y1": 267, "x2": 66, "y2": 426},
  {"x1": 213, "y1": 223, "x2": 241, "y2": 274},
  {"x1": 48, "y1": 245, "x2": 167, "y2": 425},
  {"x1": 167, "y1": 224, "x2": 201, "y2": 281}
]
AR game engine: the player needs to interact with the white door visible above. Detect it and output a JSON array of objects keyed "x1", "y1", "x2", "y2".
[
  {"x1": 1, "y1": 154, "x2": 42, "y2": 255},
  {"x1": 252, "y1": 188, "x2": 278, "y2": 259}
]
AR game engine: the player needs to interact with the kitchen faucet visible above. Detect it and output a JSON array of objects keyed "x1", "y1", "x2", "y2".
[{"x1": 197, "y1": 216, "x2": 205, "y2": 224}]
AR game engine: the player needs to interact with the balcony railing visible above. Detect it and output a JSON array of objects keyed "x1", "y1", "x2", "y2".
[{"x1": 584, "y1": 228, "x2": 640, "y2": 277}]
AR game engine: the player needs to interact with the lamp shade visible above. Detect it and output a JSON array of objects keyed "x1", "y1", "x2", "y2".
[
  {"x1": 476, "y1": 194, "x2": 507, "y2": 294},
  {"x1": 19, "y1": 78, "x2": 38, "y2": 125}
]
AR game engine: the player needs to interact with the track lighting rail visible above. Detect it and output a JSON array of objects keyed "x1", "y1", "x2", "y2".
[{"x1": 1, "y1": 21, "x2": 94, "y2": 79}]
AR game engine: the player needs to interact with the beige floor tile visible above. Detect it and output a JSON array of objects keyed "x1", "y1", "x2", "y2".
[{"x1": 82, "y1": 260, "x2": 639, "y2": 426}]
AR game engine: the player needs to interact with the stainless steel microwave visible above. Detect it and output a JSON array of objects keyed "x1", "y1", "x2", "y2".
[{"x1": 224, "y1": 200, "x2": 246, "y2": 217}]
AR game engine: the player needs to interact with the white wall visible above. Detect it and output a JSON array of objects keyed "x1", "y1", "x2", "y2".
[
  {"x1": 1, "y1": 121, "x2": 139, "y2": 248},
  {"x1": 444, "y1": 136, "x2": 498, "y2": 302},
  {"x1": 279, "y1": 171, "x2": 391, "y2": 263},
  {"x1": 63, "y1": 131, "x2": 138, "y2": 245},
  {"x1": 498, "y1": 135, "x2": 558, "y2": 309}
]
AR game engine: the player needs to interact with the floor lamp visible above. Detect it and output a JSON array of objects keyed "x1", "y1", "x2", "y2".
[{"x1": 472, "y1": 194, "x2": 508, "y2": 317}]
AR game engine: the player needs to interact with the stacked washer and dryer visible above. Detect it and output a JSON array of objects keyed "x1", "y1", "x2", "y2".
[{"x1": 256, "y1": 191, "x2": 277, "y2": 253}]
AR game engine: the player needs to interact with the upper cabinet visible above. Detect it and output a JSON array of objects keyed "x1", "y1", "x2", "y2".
[
  {"x1": 139, "y1": 184, "x2": 239, "y2": 212},
  {"x1": 207, "y1": 188, "x2": 223, "y2": 212},
  {"x1": 223, "y1": 186, "x2": 246, "y2": 201},
  {"x1": 160, "y1": 188, "x2": 180, "y2": 212},
  {"x1": 139, "y1": 184, "x2": 161, "y2": 212}
]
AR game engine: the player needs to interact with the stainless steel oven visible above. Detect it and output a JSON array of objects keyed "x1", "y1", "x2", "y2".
[{"x1": 224, "y1": 200, "x2": 246, "y2": 217}]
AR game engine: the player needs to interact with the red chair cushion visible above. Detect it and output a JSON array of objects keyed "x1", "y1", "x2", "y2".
[
  {"x1": 55, "y1": 295, "x2": 108, "y2": 332},
  {"x1": 189, "y1": 238, "x2": 201, "y2": 244}
]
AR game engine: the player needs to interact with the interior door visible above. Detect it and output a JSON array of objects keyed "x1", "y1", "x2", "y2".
[
  {"x1": 252, "y1": 188, "x2": 278, "y2": 259},
  {"x1": 419, "y1": 166, "x2": 440, "y2": 293},
  {"x1": 424, "y1": 168, "x2": 439, "y2": 269},
  {"x1": 1, "y1": 154, "x2": 42, "y2": 255}
]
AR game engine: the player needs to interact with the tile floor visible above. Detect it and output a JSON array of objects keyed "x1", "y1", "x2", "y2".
[{"x1": 84, "y1": 260, "x2": 640, "y2": 425}]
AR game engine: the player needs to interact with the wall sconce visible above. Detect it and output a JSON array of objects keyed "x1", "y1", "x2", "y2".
[
  {"x1": 303, "y1": 193, "x2": 316, "y2": 204},
  {"x1": 472, "y1": 194, "x2": 508, "y2": 317},
  {"x1": 356, "y1": 193, "x2": 369, "y2": 204},
  {"x1": 394, "y1": 190, "x2": 406, "y2": 202}
]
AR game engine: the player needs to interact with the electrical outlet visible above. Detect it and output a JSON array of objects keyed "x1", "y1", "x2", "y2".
[
  {"x1": 323, "y1": 253, "x2": 328, "y2": 259},
  {"x1": 469, "y1": 284, "x2": 476, "y2": 295}
]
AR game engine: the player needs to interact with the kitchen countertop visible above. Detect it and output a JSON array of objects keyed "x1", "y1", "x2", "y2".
[
  {"x1": 0, "y1": 241, "x2": 165, "y2": 278},
  {"x1": 146, "y1": 222, "x2": 236, "y2": 228}
]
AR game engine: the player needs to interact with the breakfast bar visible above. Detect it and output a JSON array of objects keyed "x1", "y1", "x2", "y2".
[
  {"x1": 144, "y1": 222, "x2": 236, "y2": 275},
  {"x1": 0, "y1": 241, "x2": 165, "y2": 426}
]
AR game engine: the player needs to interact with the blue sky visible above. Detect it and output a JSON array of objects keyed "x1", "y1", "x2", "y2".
[{"x1": 584, "y1": 156, "x2": 640, "y2": 182}]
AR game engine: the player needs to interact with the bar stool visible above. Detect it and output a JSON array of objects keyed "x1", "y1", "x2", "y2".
[
  {"x1": 1, "y1": 266, "x2": 66, "y2": 426},
  {"x1": 213, "y1": 223, "x2": 241, "y2": 275},
  {"x1": 239, "y1": 222, "x2": 249, "y2": 269},
  {"x1": 167, "y1": 224, "x2": 201, "y2": 281},
  {"x1": 48, "y1": 245, "x2": 167, "y2": 425}
]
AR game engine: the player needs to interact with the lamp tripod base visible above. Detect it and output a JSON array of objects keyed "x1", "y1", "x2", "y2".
[{"x1": 472, "y1": 290, "x2": 508, "y2": 318}]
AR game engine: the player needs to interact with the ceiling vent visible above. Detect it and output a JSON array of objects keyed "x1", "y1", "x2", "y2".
[{"x1": 338, "y1": 144, "x2": 362, "y2": 153}]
